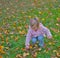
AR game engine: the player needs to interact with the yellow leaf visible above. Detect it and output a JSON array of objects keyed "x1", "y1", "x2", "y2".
[
  {"x1": 29, "y1": 45, "x2": 32, "y2": 49},
  {"x1": 28, "y1": 16, "x2": 31, "y2": 18},
  {"x1": 39, "y1": 11, "x2": 42, "y2": 14},
  {"x1": 56, "y1": 52, "x2": 60, "y2": 57},
  {"x1": 53, "y1": 50, "x2": 57, "y2": 53},
  {"x1": 42, "y1": 18, "x2": 45, "y2": 21},
  {"x1": 49, "y1": 42, "x2": 52, "y2": 45},
  {"x1": 0, "y1": 46, "x2": 4, "y2": 49},
  {"x1": 0, "y1": 50, "x2": 5, "y2": 54}
]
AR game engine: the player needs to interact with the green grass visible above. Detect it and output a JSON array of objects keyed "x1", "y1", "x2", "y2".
[{"x1": 0, "y1": 0, "x2": 60, "y2": 58}]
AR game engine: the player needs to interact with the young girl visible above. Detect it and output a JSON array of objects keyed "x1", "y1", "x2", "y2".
[{"x1": 25, "y1": 17, "x2": 52, "y2": 49}]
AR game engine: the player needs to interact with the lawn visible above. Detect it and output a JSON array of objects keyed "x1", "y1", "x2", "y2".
[{"x1": 0, "y1": 0, "x2": 60, "y2": 58}]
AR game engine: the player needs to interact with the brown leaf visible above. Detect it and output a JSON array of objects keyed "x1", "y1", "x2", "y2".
[
  {"x1": 21, "y1": 48, "x2": 26, "y2": 51},
  {"x1": 23, "y1": 52, "x2": 26, "y2": 57},
  {"x1": 56, "y1": 52, "x2": 60, "y2": 57},
  {"x1": 0, "y1": 50, "x2": 5, "y2": 54},
  {"x1": 0, "y1": 56, "x2": 3, "y2": 58},
  {"x1": 14, "y1": 37, "x2": 18, "y2": 41},
  {"x1": 50, "y1": 28, "x2": 59, "y2": 33},
  {"x1": 57, "y1": 18, "x2": 60, "y2": 22},
  {"x1": 32, "y1": 52, "x2": 37, "y2": 58},
  {"x1": 16, "y1": 54, "x2": 23, "y2": 58}
]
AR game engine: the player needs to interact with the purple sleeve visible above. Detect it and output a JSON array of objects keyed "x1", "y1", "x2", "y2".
[
  {"x1": 40, "y1": 23, "x2": 52, "y2": 38},
  {"x1": 25, "y1": 28, "x2": 32, "y2": 47}
]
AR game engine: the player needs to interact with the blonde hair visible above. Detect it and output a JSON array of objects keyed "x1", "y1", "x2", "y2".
[{"x1": 30, "y1": 17, "x2": 39, "y2": 27}]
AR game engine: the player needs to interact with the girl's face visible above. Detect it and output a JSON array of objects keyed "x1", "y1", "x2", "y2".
[{"x1": 31, "y1": 24, "x2": 39, "y2": 31}]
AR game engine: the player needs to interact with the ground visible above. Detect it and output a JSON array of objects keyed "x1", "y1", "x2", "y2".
[{"x1": 0, "y1": 0, "x2": 60, "y2": 58}]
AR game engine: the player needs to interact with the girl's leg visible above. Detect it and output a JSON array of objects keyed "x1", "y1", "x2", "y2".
[
  {"x1": 32, "y1": 37, "x2": 37, "y2": 44},
  {"x1": 38, "y1": 35, "x2": 44, "y2": 47}
]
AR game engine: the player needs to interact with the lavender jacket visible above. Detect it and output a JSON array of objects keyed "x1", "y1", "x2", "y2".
[{"x1": 25, "y1": 23, "x2": 52, "y2": 47}]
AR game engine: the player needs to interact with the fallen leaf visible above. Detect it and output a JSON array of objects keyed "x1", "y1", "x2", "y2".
[
  {"x1": 56, "y1": 23, "x2": 60, "y2": 26},
  {"x1": 15, "y1": 47, "x2": 19, "y2": 51},
  {"x1": 51, "y1": 56, "x2": 58, "y2": 58},
  {"x1": 38, "y1": 48, "x2": 41, "y2": 51},
  {"x1": 26, "y1": 52, "x2": 29, "y2": 56},
  {"x1": 5, "y1": 47, "x2": 10, "y2": 50},
  {"x1": 0, "y1": 45, "x2": 4, "y2": 49},
  {"x1": 58, "y1": 46, "x2": 60, "y2": 49},
  {"x1": 25, "y1": 24, "x2": 28, "y2": 29},
  {"x1": 32, "y1": 52, "x2": 37, "y2": 58},
  {"x1": 50, "y1": 28, "x2": 59, "y2": 33},
  {"x1": 29, "y1": 45, "x2": 33, "y2": 49},
  {"x1": 57, "y1": 18, "x2": 60, "y2": 22},
  {"x1": 35, "y1": 44, "x2": 38, "y2": 47},
  {"x1": 23, "y1": 52, "x2": 28, "y2": 57},
  {"x1": 0, "y1": 56, "x2": 3, "y2": 58},
  {"x1": 56, "y1": 52, "x2": 60, "y2": 57},
  {"x1": 19, "y1": 30, "x2": 26, "y2": 35},
  {"x1": 53, "y1": 50, "x2": 57, "y2": 53},
  {"x1": 44, "y1": 48, "x2": 49, "y2": 53},
  {"x1": 39, "y1": 11, "x2": 42, "y2": 14},
  {"x1": 21, "y1": 48, "x2": 26, "y2": 51},
  {"x1": 49, "y1": 41, "x2": 55, "y2": 45},
  {"x1": 49, "y1": 42, "x2": 52, "y2": 45},
  {"x1": 0, "y1": 50, "x2": 5, "y2": 54},
  {"x1": 28, "y1": 16, "x2": 31, "y2": 18},
  {"x1": 16, "y1": 54, "x2": 23, "y2": 58},
  {"x1": 6, "y1": 37, "x2": 9, "y2": 43},
  {"x1": 42, "y1": 18, "x2": 45, "y2": 21},
  {"x1": 14, "y1": 37, "x2": 18, "y2": 41}
]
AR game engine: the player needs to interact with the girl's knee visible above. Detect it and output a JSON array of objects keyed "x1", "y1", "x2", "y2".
[
  {"x1": 32, "y1": 37, "x2": 37, "y2": 44},
  {"x1": 38, "y1": 35, "x2": 44, "y2": 41}
]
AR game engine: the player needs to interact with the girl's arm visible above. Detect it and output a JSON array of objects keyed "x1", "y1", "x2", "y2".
[
  {"x1": 40, "y1": 23, "x2": 52, "y2": 39},
  {"x1": 25, "y1": 29, "x2": 32, "y2": 49}
]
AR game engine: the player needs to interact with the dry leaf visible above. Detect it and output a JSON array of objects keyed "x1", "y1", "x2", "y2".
[
  {"x1": 0, "y1": 56, "x2": 3, "y2": 58},
  {"x1": 21, "y1": 48, "x2": 26, "y2": 51},
  {"x1": 57, "y1": 18, "x2": 60, "y2": 22},
  {"x1": 56, "y1": 23, "x2": 60, "y2": 26},
  {"x1": 29, "y1": 45, "x2": 33, "y2": 49},
  {"x1": 14, "y1": 37, "x2": 18, "y2": 41},
  {"x1": 15, "y1": 47, "x2": 19, "y2": 51},
  {"x1": 0, "y1": 50, "x2": 5, "y2": 54},
  {"x1": 28, "y1": 16, "x2": 31, "y2": 18},
  {"x1": 53, "y1": 50, "x2": 57, "y2": 53},
  {"x1": 16, "y1": 54, "x2": 23, "y2": 58},
  {"x1": 56, "y1": 52, "x2": 60, "y2": 57},
  {"x1": 32, "y1": 52, "x2": 37, "y2": 58},
  {"x1": 50, "y1": 28, "x2": 59, "y2": 33},
  {"x1": 0, "y1": 45, "x2": 4, "y2": 49},
  {"x1": 23, "y1": 52, "x2": 27, "y2": 57}
]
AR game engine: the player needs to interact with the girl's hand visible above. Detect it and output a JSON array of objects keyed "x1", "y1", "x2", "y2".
[
  {"x1": 48, "y1": 36, "x2": 53, "y2": 39},
  {"x1": 48, "y1": 36, "x2": 54, "y2": 42},
  {"x1": 25, "y1": 45, "x2": 30, "y2": 50}
]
